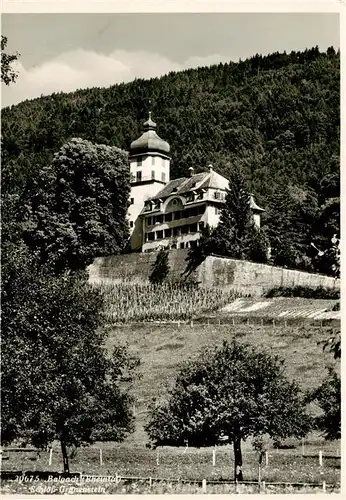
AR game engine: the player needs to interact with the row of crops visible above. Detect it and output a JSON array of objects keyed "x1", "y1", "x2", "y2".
[{"x1": 99, "y1": 281, "x2": 235, "y2": 322}]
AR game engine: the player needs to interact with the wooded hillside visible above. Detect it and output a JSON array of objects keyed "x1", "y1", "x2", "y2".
[{"x1": 2, "y1": 46, "x2": 340, "y2": 273}]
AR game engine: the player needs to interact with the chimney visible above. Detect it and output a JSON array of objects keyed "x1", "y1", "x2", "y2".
[
  {"x1": 188, "y1": 166, "x2": 194, "y2": 177},
  {"x1": 208, "y1": 164, "x2": 213, "y2": 172}
]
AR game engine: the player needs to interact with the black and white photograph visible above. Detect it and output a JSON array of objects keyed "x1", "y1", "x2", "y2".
[{"x1": 1, "y1": 1, "x2": 342, "y2": 496}]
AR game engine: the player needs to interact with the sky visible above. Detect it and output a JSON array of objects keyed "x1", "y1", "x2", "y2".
[{"x1": 1, "y1": 13, "x2": 340, "y2": 108}]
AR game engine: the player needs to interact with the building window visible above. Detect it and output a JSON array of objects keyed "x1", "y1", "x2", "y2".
[
  {"x1": 136, "y1": 171, "x2": 142, "y2": 182},
  {"x1": 189, "y1": 223, "x2": 198, "y2": 232},
  {"x1": 215, "y1": 207, "x2": 221, "y2": 215},
  {"x1": 153, "y1": 215, "x2": 163, "y2": 224},
  {"x1": 182, "y1": 225, "x2": 189, "y2": 234},
  {"x1": 146, "y1": 217, "x2": 152, "y2": 226},
  {"x1": 197, "y1": 191, "x2": 204, "y2": 200},
  {"x1": 180, "y1": 242, "x2": 185, "y2": 249},
  {"x1": 137, "y1": 158, "x2": 142, "y2": 167},
  {"x1": 198, "y1": 205, "x2": 205, "y2": 215},
  {"x1": 198, "y1": 221, "x2": 205, "y2": 231},
  {"x1": 189, "y1": 206, "x2": 198, "y2": 217},
  {"x1": 182, "y1": 209, "x2": 189, "y2": 218},
  {"x1": 190, "y1": 240, "x2": 198, "y2": 249},
  {"x1": 174, "y1": 211, "x2": 181, "y2": 220},
  {"x1": 171, "y1": 243, "x2": 177, "y2": 249},
  {"x1": 148, "y1": 232, "x2": 155, "y2": 241},
  {"x1": 164, "y1": 228, "x2": 172, "y2": 238},
  {"x1": 151, "y1": 170, "x2": 155, "y2": 180},
  {"x1": 156, "y1": 230, "x2": 163, "y2": 240},
  {"x1": 130, "y1": 197, "x2": 134, "y2": 204},
  {"x1": 130, "y1": 221, "x2": 134, "y2": 228},
  {"x1": 161, "y1": 172, "x2": 166, "y2": 182},
  {"x1": 173, "y1": 227, "x2": 180, "y2": 236},
  {"x1": 164, "y1": 212, "x2": 172, "y2": 222},
  {"x1": 152, "y1": 157, "x2": 155, "y2": 166}
]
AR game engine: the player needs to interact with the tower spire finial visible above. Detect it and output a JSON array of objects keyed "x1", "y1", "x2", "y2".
[{"x1": 148, "y1": 98, "x2": 152, "y2": 121}]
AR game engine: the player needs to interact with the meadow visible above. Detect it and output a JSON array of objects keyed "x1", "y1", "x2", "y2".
[{"x1": 2, "y1": 295, "x2": 341, "y2": 494}]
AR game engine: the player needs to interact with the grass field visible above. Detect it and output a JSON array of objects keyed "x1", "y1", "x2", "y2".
[
  {"x1": 2, "y1": 312, "x2": 340, "y2": 494},
  {"x1": 104, "y1": 321, "x2": 339, "y2": 443}
]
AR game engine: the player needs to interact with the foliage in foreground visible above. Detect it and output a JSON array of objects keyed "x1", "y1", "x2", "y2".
[
  {"x1": 100, "y1": 281, "x2": 235, "y2": 322},
  {"x1": 1, "y1": 35, "x2": 19, "y2": 85},
  {"x1": 265, "y1": 285, "x2": 340, "y2": 299},
  {"x1": 309, "y1": 370, "x2": 341, "y2": 441},
  {"x1": 146, "y1": 340, "x2": 310, "y2": 481},
  {"x1": 1, "y1": 241, "x2": 138, "y2": 472}
]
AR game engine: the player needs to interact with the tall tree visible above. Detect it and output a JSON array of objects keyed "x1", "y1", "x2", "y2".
[
  {"x1": 149, "y1": 246, "x2": 170, "y2": 284},
  {"x1": 21, "y1": 138, "x2": 131, "y2": 273},
  {"x1": 146, "y1": 341, "x2": 310, "y2": 481},
  {"x1": 211, "y1": 167, "x2": 256, "y2": 260},
  {"x1": 1, "y1": 35, "x2": 19, "y2": 85},
  {"x1": 1, "y1": 241, "x2": 139, "y2": 472}
]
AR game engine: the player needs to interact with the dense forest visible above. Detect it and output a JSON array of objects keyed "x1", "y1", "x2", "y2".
[{"x1": 2, "y1": 46, "x2": 340, "y2": 274}]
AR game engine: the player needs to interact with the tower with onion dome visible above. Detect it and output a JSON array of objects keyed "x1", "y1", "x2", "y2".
[{"x1": 128, "y1": 113, "x2": 171, "y2": 251}]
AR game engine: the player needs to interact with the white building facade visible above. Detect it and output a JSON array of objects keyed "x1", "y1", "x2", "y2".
[{"x1": 128, "y1": 116, "x2": 264, "y2": 252}]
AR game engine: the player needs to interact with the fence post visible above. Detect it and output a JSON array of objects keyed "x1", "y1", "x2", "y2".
[
  {"x1": 272, "y1": 319, "x2": 275, "y2": 327},
  {"x1": 178, "y1": 320, "x2": 180, "y2": 328},
  {"x1": 232, "y1": 318, "x2": 235, "y2": 326},
  {"x1": 212, "y1": 448, "x2": 216, "y2": 466},
  {"x1": 99, "y1": 448, "x2": 103, "y2": 466},
  {"x1": 302, "y1": 438, "x2": 305, "y2": 456},
  {"x1": 284, "y1": 320, "x2": 288, "y2": 327},
  {"x1": 207, "y1": 318, "x2": 210, "y2": 326},
  {"x1": 261, "y1": 318, "x2": 264, "y2": 326},
  {"x1": 115, "y1": 472, "x2": 119, "y2": 485},
  {"x1": 49, "y1": 447, "x2": 53, "y2": 466},
  {"x1": 190, "y1": 319, "x2": 193, "y2": 328},
  {"x1": 265, "y1": 451, "x2": 269, "y2": 466},
  {"x1": 319, "y1": 450, "x2": 323, "y2": 467},
  {"x1": 322, "y1": 481, "x2": 326, "y2": 493},
  {"x1": 202, "y1": 479, "x2": 207, "y2": 492},
  {"x1": 156, "y1": 448, "x2": 160, "y2": 465},
  {"x1": 149, "y1": 477, "x2": 152, "y2": 489},
  {"x1": 262, "y1": 480, "x2": 266, "y2": 493}
]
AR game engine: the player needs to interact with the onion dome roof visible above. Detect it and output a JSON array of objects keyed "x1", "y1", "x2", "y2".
[{"x1": 130, "y1": 113, "x2": 170, "y2": 155}]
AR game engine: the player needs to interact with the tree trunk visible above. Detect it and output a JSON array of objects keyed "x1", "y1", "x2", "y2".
[
  {"x1": 60, "y1": 439, "x2": 70, "y2": 474},
  {"x1": 233, "y1": 436, "x2": 243, "y2": 482}
]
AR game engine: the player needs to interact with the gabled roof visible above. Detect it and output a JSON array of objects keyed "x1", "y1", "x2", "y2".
[{"x1": 147, "y1": 169, "x2": 228, "y2": 201}]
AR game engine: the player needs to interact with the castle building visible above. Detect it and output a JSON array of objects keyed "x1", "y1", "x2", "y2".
[{"x1": 128, "y1": 115, "x2": 264, "y2": 252}]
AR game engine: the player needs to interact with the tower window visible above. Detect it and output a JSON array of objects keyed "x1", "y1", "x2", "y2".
[
  {"x1": 152, "y1": 157, "x2": 155, "y2": 166},
  {"x1": 136, "y1": 171, "x2": 142, "y2": 182},
  {"x1": 137, "y1": 158, "x2": 142, "y2": 167},
  {"x1": 130, "y1": 197, "x2": 134, "y2": 204},
  {"x1": 129, "y1": 221, "x2": 134, "y2": 228},
  {"x1": 161, "y1": 172, "x2": 166, "y2": 182},
  {"x1": 151, "y1": 170, "x2": 155, "y2": 180}
]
